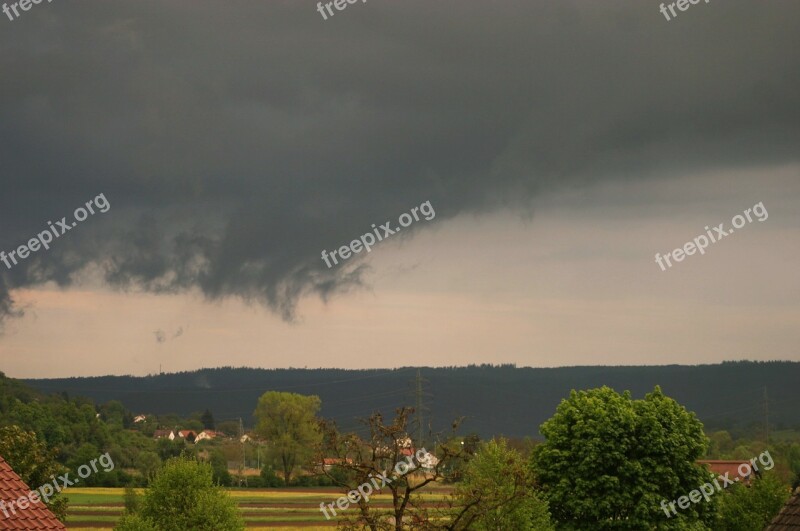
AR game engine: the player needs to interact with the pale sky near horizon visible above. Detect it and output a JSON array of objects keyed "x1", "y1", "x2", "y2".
[
  {"x1": 3, "y1": 167, "x2": 798, "y2": 378},
  {"x1": 1, "y1": 1, "x2": 798, "y2": 378}
]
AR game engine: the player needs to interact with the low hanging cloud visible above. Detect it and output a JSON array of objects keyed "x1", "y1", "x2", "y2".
[
  {"x1": 0, "y1": 0, "x2": 798, "y2": 326},
  {"x1": 153, "y1": 327, "x2": 183, "y2": 343}
]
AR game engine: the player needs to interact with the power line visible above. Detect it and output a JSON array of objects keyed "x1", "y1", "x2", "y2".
[
  {"x1": 413, "y1": 369, "x2": 432, "y2": 447},
  {"x1": 764, "y1": 386, "x2": 770, "y2": 442}
]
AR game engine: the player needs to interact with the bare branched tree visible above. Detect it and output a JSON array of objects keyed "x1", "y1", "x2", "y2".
[{"x1": 315, "y1": 407, "x2": 468, "y2": 531}]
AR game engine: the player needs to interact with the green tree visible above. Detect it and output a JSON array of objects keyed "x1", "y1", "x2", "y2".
[
  {"x1": 445, "y1": 434, "x2": 481, "y2": 483},
  {"x1": 706, "y1": 431, "x2": 735, "y2": 458},
  {"x1": 123, "y1": 486, "x2": 141, "y2": 514},
  {"x1": 134, "y1": 451, "x2": 161, "y2": 483},
  {"x1": 115, "y1": 514, "x2": 158, "y2": 531},
  {"x1": 714, "y1": 473, "x2": 789, "y2": 531},
  {"x1": 156, "y1": 438, "x2": 186, "y2": 461},
  {"x1": 114, "y1": 457, "x2": 244, "y2": 531},
  {"x1": 67, "y1": 443, "x2": 103, "y2": 486},
  {"x1": 208, "y1": 448, "x2": 231, "y2": 486},
  {"x1": 99, "y1": 400, "x2": 128, "y2": 428},
  {"x1": 448, "y1": 438, "x2": 553, "y2": 530},
  {"x1": 532, "y1": 386, "x2": 712, "y2": 530},
  {"x1": 259, "y1": 464, "x2": 283, "y2": 487},
  {"x1": 253, "y1": 391, "x2": 322, "y2": 485},
  {"x1": 200, "y1": 409, "x2": 215, "y2": 430},
  {"x1": 0, "y1": 425, "x2": 68, "y2": 521}
]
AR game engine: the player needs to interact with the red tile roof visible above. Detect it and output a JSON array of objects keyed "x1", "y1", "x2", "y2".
[
  {"x1": 321, "y1": 458, "x2": 353, "y2": 466},
  {"x1": 0, "y1": 454, "x2": 65, "y2": 530},
  {"x1": 766, "y1": 492, "x2": 800, "y2": 529},
  {"x1": 696, "y1": 460, "x2": 755, "y2": 484}
]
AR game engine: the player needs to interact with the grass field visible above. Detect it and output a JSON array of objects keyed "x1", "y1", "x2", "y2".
[{"x1": 65, "y1": 486, "x2": 452, "y2": 530}]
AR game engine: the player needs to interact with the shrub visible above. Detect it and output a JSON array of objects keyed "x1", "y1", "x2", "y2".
[
  {"x1": 260, "y1": 465, "x2": 283, "y2": 487},
  {"x1": 114, "y1": 457, "x2": 244, "y2": 531}
]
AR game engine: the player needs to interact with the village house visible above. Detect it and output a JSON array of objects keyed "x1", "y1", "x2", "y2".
[
  {"x1": 194, "y1": 430, "x2": 219, "y2": 443},
  {"x1": 176, "y1": 430, "x2": 196, "y2": 443},
  {"x1": 320, "y1": 457, "x2": 353, "y2": 471},
  {"x1": 696, "y1": 459, "x2": 756, "y2": 485},
  {"x1": 153, "y1": 430, "x2": 175, "y2": 440}
]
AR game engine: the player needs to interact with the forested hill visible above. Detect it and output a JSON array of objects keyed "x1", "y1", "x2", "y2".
[{"x1": 25, "y1": 361, "x2": 800, "y2": 439}]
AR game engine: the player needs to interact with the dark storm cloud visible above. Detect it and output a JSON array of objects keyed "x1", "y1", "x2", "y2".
[{"x1": 0, "y1": 0, "x2": 797, "y2": 323}]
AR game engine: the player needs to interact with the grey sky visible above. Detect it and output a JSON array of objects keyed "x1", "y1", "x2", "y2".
[{"x1": 0, "y1": 1, "x2": 798, "y2": 376}]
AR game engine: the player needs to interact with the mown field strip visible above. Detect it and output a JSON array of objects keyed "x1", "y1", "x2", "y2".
[{"x1": 65, "y1": 487, "x2": 451, "y2": 529}]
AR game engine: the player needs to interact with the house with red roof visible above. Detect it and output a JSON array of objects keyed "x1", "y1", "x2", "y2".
[
  {"x1": 319, "y1": 457, "x2": 353, "y2": 471},
  {"x1": 696, "y1": 460, "x2": 756, "y2": 485},
  {"x1": 0, "y1": 454, "x2": 65, "y2": 530},
  {"x1": 194, "y1": 430, "x2": 219, "y2": 443},
  {"x1": 177, "y1": 430, "x2": 196, "y2": 443}
]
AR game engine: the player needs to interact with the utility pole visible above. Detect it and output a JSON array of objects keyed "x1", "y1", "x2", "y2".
[
  {"x1": 413, "y1": 369, "x2": 430, "y2": 448},
  {"x1": 239, "y1": 417, "x2": 247, "y2": 486}
]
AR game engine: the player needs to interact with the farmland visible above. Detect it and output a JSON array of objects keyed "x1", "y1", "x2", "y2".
[{"x1": 65, "y1": 486, "x2": 452, "y2": 530}]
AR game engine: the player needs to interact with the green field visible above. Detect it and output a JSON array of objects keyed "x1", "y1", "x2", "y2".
[{"x1": 65, "y1": 486, "x2": 451, "y2": 530}]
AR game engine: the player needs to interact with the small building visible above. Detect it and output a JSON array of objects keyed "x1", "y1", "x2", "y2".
[
  {"x1": 399, "y1": 447, "x2": 439, "y2": 470},
  {"x1": 153, "y1": 430, "x2": 175, "y2": 440},
  {"x1": 195, "y1": 430, "x2": 219, "y2": 443},
  {"x1": 696, "y1": 460, "x2": 756, "y2": 485},
  {"x1": 417, "y1": 451, "x2": 439, "y2": 470},
  {"x1": 177, "y1": 430, "x2": 196, "y2": 443},
  {"x1": 320, "y1": 457, "x2": 353, "y2": 471},
  {"x1": 0, "y1": 454, "x2": 66, "y2": 530},
  {"x1": 133, "y1": 415, "x2": 147, "y2": 423}
]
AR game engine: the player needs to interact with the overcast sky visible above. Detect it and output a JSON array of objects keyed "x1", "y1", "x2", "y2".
[{"x1": 1, "y1": 1, "x2": 798, "y2": 378}]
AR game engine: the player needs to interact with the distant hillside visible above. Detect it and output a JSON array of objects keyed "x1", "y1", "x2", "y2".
[{"x1": 24, "y1": 361, "x2": 800, "y2": 439}]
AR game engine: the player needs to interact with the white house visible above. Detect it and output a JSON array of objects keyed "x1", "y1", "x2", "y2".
[
  {"x1": 195, "y1": 430, "x2": 219, "y2": 443},
  {"x1": 153, "y1": 430, "x2": 175, "y2": 440}
]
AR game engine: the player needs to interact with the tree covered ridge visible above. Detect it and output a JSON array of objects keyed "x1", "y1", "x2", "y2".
[{"x1": 22, "y1": 361, "x2": 800, "y2": 439}]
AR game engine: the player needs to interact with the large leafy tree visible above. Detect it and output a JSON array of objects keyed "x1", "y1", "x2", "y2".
[
  {"x1": 0, "y1": 425, "x2": 68, "y2": 521},
  {"x1": 115, "y1": 457, "x2": 244, "y2": 531},
  {"x1": 253, "y1": 391, "x2": 322, "y2": 485},
  {"x1": 532, "y1": 386, "x2": 712, "y2": 530}
]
